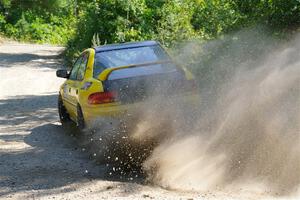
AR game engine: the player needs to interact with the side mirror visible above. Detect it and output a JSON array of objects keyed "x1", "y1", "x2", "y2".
[{"x1": 56, "y1": 69, "x2": 69, "y2": 78}]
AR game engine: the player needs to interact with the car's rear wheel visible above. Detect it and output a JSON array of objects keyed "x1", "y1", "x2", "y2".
[{"x1": 58, "y1": 94, "x2": 71, "y2": 126}]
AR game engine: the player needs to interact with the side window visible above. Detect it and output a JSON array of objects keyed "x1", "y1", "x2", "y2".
[
  {"x1": 77, "y1": 53, "x2": 88, "y2": 80},
  {"x1": 93, "y1": 53, "x2": 107, "y2": 78},
  {"x1": 69, "y1": 56, "x2": 83, "y2": 80}
]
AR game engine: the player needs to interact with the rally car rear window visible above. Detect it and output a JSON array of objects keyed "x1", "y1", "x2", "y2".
[{"x1": 93, "y1": 45, "x2": 173, "y2": 78}]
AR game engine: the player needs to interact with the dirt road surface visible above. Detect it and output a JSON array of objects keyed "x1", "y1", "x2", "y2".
[{"x1": 0, "y1": 42, "x2": 294, "y2": 200}]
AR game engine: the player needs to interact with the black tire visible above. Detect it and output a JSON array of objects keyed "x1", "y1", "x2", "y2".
[
  {"x1": 58, "y1": 94, "x2": 71, "y2": 126},
  {"x1": 77, "y1": 104, "x2": 85, "y2": 131}
]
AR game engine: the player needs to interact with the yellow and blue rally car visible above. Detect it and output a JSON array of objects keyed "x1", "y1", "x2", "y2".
[{"x1": 56, "y1": 41, "x2": 199, "y2": 130}]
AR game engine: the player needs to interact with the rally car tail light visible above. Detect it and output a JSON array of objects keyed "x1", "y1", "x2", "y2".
[{"x1": 88, "y1": 91, "x2": 117, "y2": 104}]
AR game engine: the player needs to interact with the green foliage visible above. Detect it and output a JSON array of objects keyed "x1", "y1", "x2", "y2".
[
  {"x1": 191, "y1": 0, "x2": 244, "y2": 37},
  {"x1": 232, "y1": 0, "x2": 300, "y2": 29},
  {"x1": 1, "y1": 0, "x2": 300, "y2": 61},
  {"x1": 155, "y1": 1, "x2": 197, "y2": 46},
  {"x1": 65, "y1": 0, "x2": 199, "y2": 61},
  {"x1": 0, "y1": 12, "x2": 6, "y2": 30},
  {"x1": 0, "y1": 0, "x2": 75, "y2": 44},
  {"x1": 2, "y1": 12, "x2": 75, "y2": 44},
  {"x1": 66, "y1": 0, "x2": 300, "y2": 62},
  {"x1": 65, "y1": 0, "x2": 149, "y2": 61}
]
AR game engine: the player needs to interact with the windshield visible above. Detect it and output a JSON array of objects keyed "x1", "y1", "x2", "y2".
[{"x1": 93, "y1": 45, "x2": 171, "y2": 78}]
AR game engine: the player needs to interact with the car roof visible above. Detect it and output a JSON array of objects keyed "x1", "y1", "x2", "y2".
[{"x1": 94, "y1": 40, "x2": 159, "y2": 53}]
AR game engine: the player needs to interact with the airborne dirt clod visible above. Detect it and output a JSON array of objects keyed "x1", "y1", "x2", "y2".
[{"x1": 0, "y1": 40, "x2": 299, "y2": 200}]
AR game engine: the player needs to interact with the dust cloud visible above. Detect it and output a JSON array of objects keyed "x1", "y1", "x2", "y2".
[
  {"x1": 142, "y1": 30, "x2": 300, "y2": 195},
  {"x1": 85, "y1": 29, "x2": 300, "y2": 196}
]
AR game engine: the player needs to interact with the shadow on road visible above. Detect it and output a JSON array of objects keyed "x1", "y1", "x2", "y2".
[
  {"x1": 0, "y1": 94, "x2": 58, "y2": 127},
  {"x1": 0, "y1": 124, "x2": 87, "y2": 195},
  {"x1": 0, "y1": 123, "x2": 145, "y2": 197},
  {"x1": 0, "y1": 52, "x2": 63, "y2": 69}
]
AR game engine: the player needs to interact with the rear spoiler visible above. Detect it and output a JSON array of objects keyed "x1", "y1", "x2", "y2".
[{"x1": 97, "y1": 60, "x2": 172, "y2": 81}]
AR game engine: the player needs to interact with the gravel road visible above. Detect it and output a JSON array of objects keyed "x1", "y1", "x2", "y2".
[{"x1": 0, "y1": 42, "x2": 295, "y2": 200}]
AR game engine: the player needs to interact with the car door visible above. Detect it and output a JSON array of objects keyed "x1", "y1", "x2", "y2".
[
  {"x1": 63, "y1": 55, "x2": 84, "y2": 119},
  {"x1": 68, "y1": 52, "x2": 89, "y2": 116}
]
